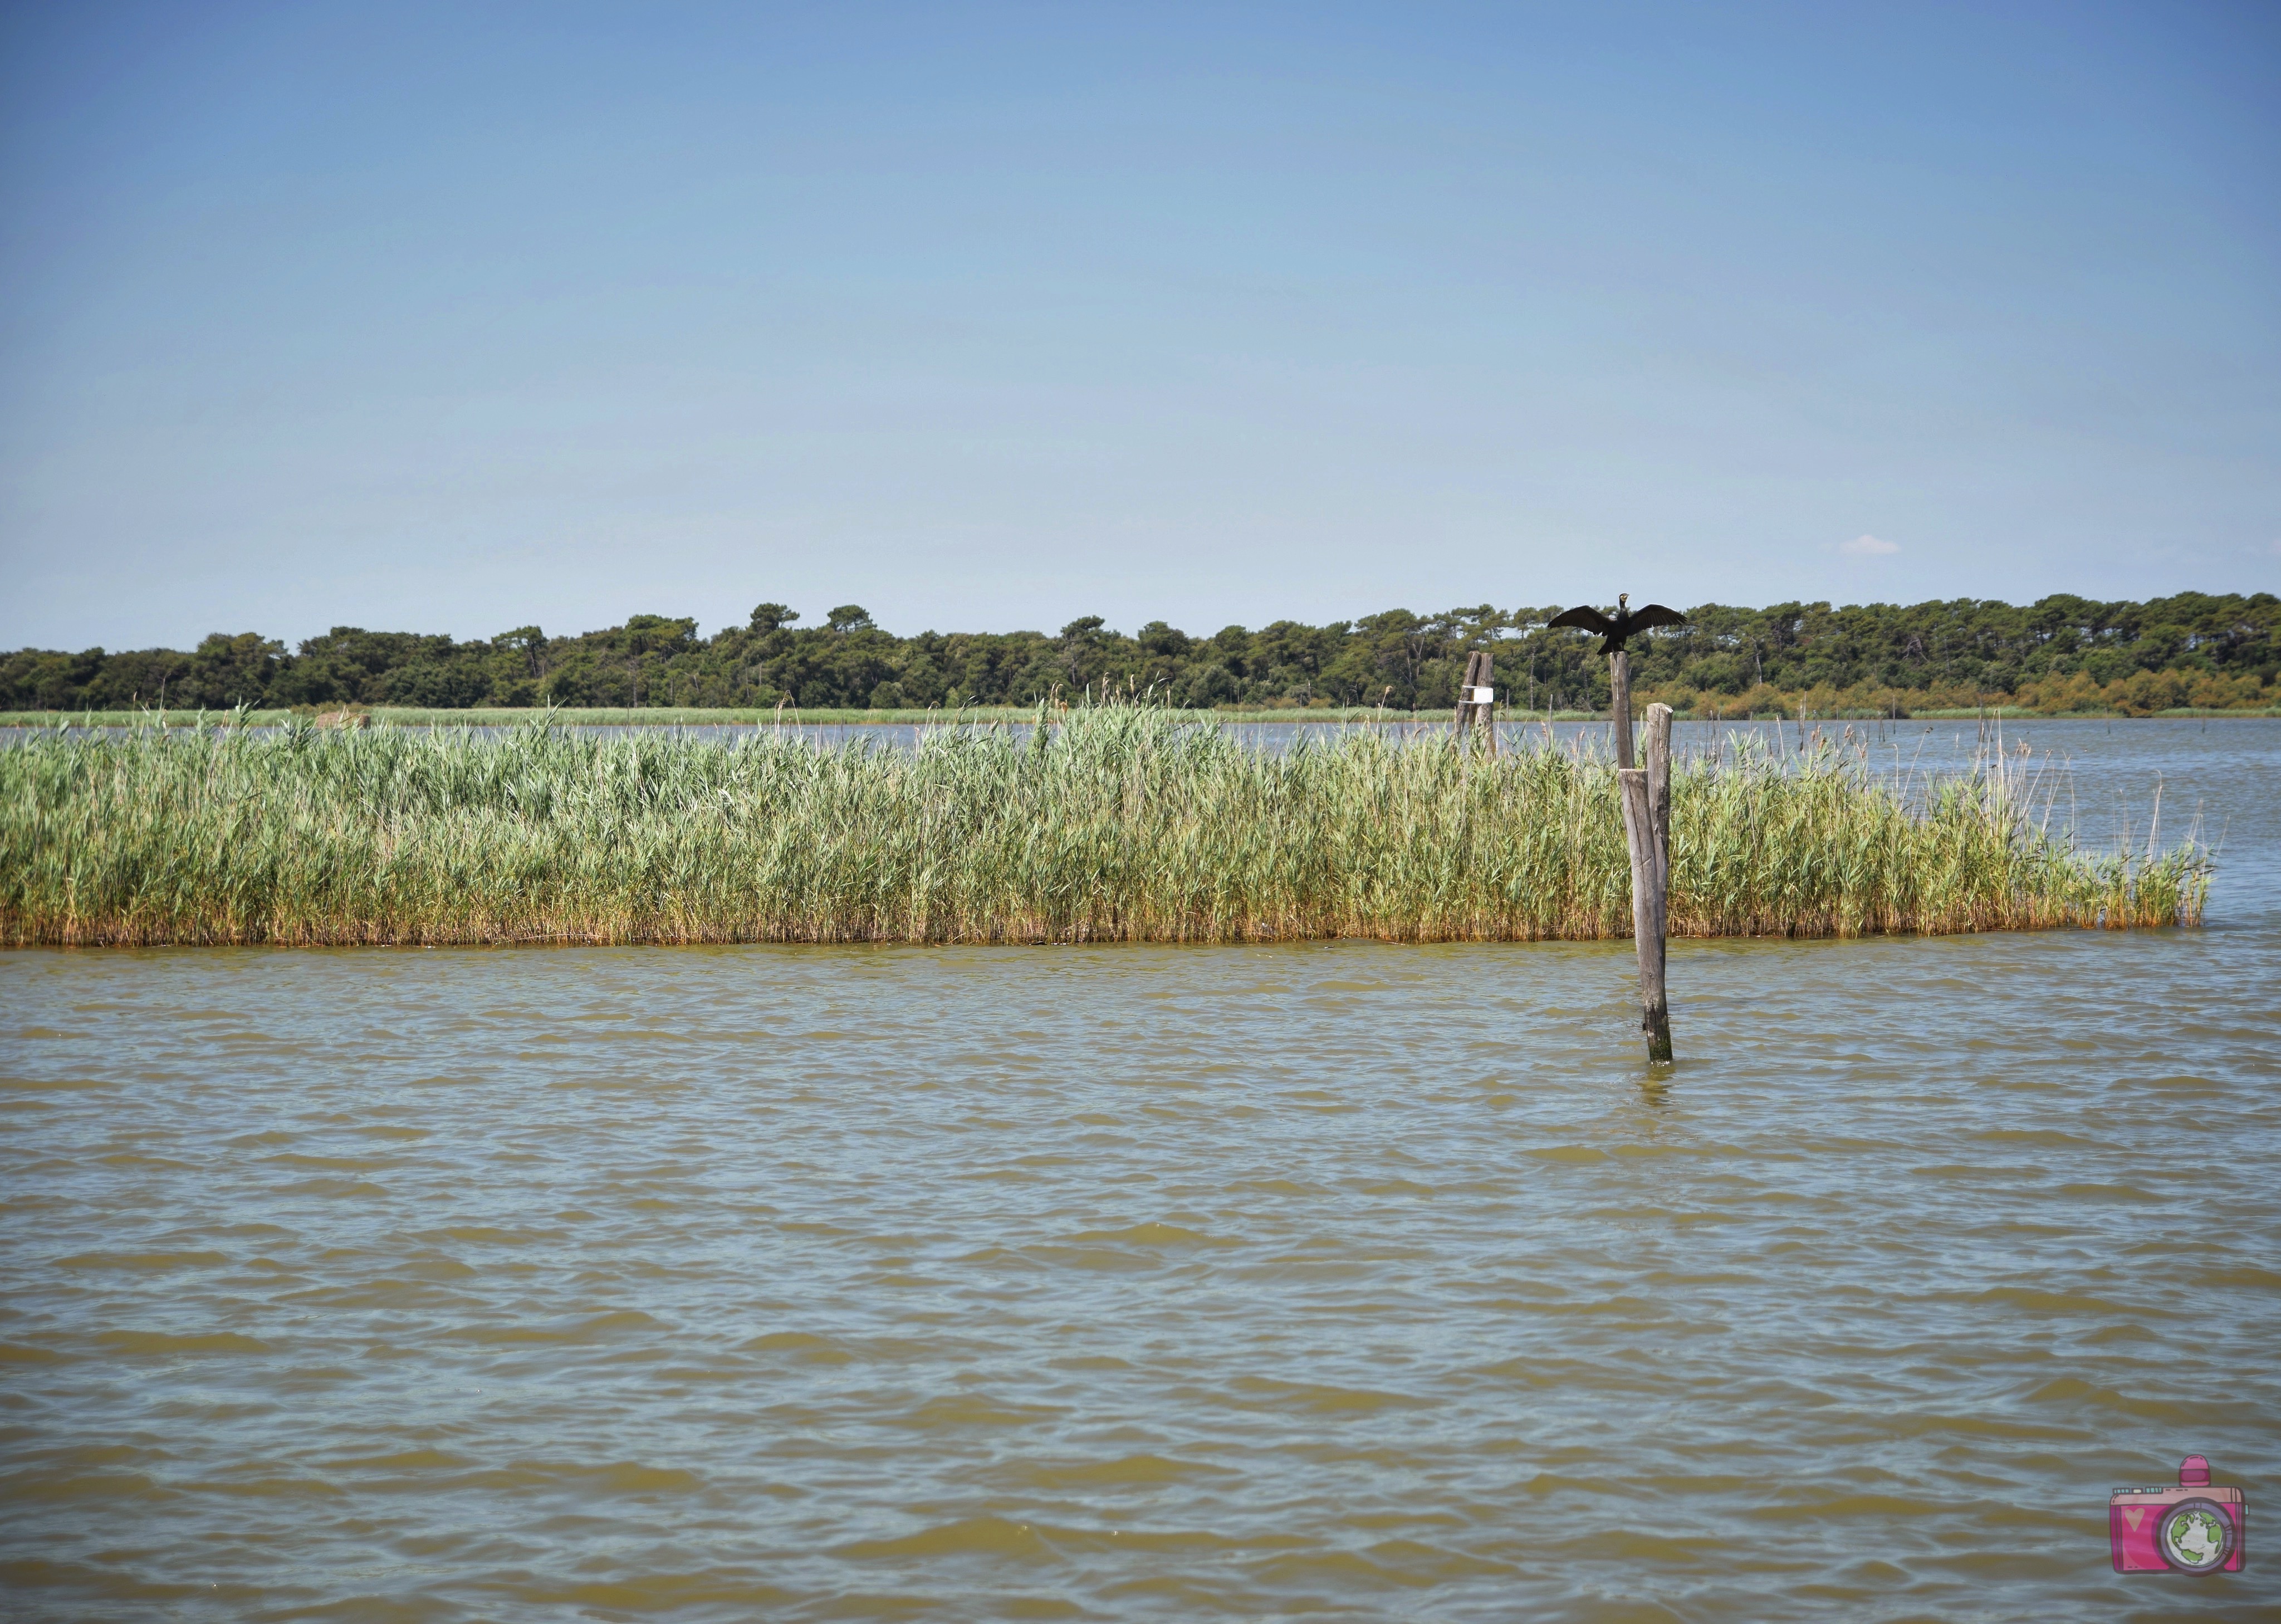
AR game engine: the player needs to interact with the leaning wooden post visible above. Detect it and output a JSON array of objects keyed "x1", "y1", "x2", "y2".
[
  {"x1": 1609, "y1": 649, "x2": 1634, "y2": 768},
  {"x1": 1452, "y1": 649, "x2": 1485, "y2": 741},
  {"x1": 1619, "y1": 766, "x2": 1673, "y2": 1062},
  {"x1": 1477, "y1": 650, "x2": 1497, "y2": 758},
  {"x1": 1452, "y1": 649, "x2": 1497, "y2": 754}
]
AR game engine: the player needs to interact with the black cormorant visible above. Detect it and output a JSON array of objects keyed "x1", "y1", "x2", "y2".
[{"x1": 1546, "y1": 593, "x2": 1686, "y2": 657}]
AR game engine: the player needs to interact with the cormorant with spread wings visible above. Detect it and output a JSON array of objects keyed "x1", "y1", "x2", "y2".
[{"x1": 1545, "y1": 593, "x2": 1686, "y2": 657}]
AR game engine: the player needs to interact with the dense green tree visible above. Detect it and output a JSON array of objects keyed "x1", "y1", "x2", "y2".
[{"x1": 5, "y1": 593, "x2": 2274, "y2": 713}]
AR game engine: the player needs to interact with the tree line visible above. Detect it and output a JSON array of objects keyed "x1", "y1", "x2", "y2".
[{"x1": 4, "y1": 592, "x2": 2275, "y2": 717}]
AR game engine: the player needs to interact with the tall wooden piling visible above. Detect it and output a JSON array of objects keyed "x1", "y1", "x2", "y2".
[
  {"x1": 1619, "y1": 701, "x2": 1675, "y2": 1063},
  {"x1": 1609, "y1": 649, "x2": 1634, "y2": 768},
  {"x1": 1619, "y1": 770, "x2": 1673, "y2": 1062},
  {"x1": 1644, "y1": 701, "x2": 1672, "y2": 897}
]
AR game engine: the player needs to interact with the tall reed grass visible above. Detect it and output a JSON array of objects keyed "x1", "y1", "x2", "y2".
[{"x1": 0, "y1": 708, "x2": 2207, "y2": 946}]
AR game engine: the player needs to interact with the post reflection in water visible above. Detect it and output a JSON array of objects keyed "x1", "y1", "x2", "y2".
[{"x1": 0, "y1": 720, "x2": 2275, "y2": 1622}]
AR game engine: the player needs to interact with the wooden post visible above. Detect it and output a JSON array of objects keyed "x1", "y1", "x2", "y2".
[
  {"x1": 1644, "y1": 701, "x2": 1672, "y2": 897},
  {"x1": 1619, "y1": 767, "x2": 1673, "y2": 1062},
  {"x1": 1609, "y1": 649, "x2": 1634, "y2": 768},
  {"x1": 1452, "y1": 649, "x2": 1484, "y2": 738},
  {"x1": 1478, "y1": 650, "x2": 1496, "y2": 757},
  {"x1": 1452, "y1": 649, "x2": 1495, "y2": 754}
]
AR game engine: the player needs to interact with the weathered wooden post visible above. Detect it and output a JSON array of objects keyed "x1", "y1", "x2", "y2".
[
  {"x1": 1549, "y1": 595, "x2": 1686, "y2": 1063},
  {"x1": 1618, "y1": 700, "x2": 1676, "y2": 1064},
  {"x1": 1608, "y1": 649, "x2": 1634, "y2": 767},
  {"x1": 1452, "y1": 650, "x2": 1483, "y2": 737},
  {"x1": 1475, "y1": 650, "x2": 1496, "y2": 757},
  {"x1": 1644, "y1": 701, "x2": 1672, "y2": 896},
  {"x1": 1618, "y1": 769, "x2": 1670, "y2": 1060},
  {"x1": 1452, "y1": 649, "x2": 1497, "y2": 754}
]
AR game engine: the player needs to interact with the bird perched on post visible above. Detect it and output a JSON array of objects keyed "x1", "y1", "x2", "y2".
[{"x1": 1546, "y1": 593, "x2": 1686, "y2": 656}]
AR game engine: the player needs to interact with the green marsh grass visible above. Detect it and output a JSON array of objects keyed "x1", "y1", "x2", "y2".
[
  {"x1": 0, "y1": 707, "x2": 2207, "y2": 946},
  {"x1": 10, "y1": 704, "x2": 2273, "y2": 728},
  {"x1": 0, "y1": 704, "x2": 1545, "y2": 728}
]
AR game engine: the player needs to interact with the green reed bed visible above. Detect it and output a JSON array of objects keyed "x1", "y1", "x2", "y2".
[
  {"x1": 0, "y1": 704, "x2": 1555, "y2": 728},
  {"x1": 0, "y1": 708, "x2": 2206, "y2": 946}
]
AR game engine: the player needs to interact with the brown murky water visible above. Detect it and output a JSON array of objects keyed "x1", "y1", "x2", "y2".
[{"x1": 3, "y1": 721, "x2": 2277, "y2": 1621}]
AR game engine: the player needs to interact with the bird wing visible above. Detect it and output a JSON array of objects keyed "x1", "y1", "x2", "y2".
[
  {"x1": 1546, "y1": 606, "x2": 1613, "y2": 635},
  {"x1": 1627, "y1": 604, "x2": 1687, "y2": 632}
]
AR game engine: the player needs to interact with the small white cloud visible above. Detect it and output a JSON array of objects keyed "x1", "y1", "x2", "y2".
[{"x1": 1840, "y1": 534, "x2": 1899, "y2": 557}]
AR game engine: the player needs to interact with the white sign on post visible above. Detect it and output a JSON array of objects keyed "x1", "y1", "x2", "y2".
[{"x1": 1467, "y1": 686, "x2": 1495, "y2": 705}]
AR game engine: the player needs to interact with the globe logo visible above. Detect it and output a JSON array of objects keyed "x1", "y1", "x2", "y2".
[{"x1": 2162, "y1": 1504, "x2": 2233, "y2": 1573}]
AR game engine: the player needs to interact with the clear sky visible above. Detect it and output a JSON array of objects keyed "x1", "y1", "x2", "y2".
[{"x1": 2, "y1": 1, "x2": 2276, "y2": 651}]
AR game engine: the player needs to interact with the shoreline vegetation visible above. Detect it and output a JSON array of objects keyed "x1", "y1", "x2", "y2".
[
  {"x1": 4, "y1": 700, "x2": 2279, "y2": 728},
  {"x1": 7, "y1": 593, "x2": 2275, "y2": 722},
  {"x1": 1, "y1": 706, "x2": 2207, "y2": 948}
]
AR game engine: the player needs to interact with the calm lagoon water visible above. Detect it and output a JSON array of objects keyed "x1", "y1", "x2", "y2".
[{"x1": 2, "y1": 721, "x2": 2276, "y2": 1621}]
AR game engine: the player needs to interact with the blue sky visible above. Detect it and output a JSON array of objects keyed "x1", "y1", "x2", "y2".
[{"x1": 2, "y1": 1, "x2": 2275, "y2": 650}]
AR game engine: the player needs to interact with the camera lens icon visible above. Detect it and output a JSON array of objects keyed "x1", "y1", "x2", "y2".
[{"x1": 2159, "y1": 1499, "x2": 2237, "y2": 1574}]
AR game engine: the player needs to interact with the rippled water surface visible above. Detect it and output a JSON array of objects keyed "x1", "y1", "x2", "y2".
[{"x1": 4, "y1": 721, "x2": 2277, "y2": 1621}]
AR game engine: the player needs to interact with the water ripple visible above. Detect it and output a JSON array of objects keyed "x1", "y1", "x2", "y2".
[{"x1": 2, "y1": 721, "x2": 2277, "y2": 1620}]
